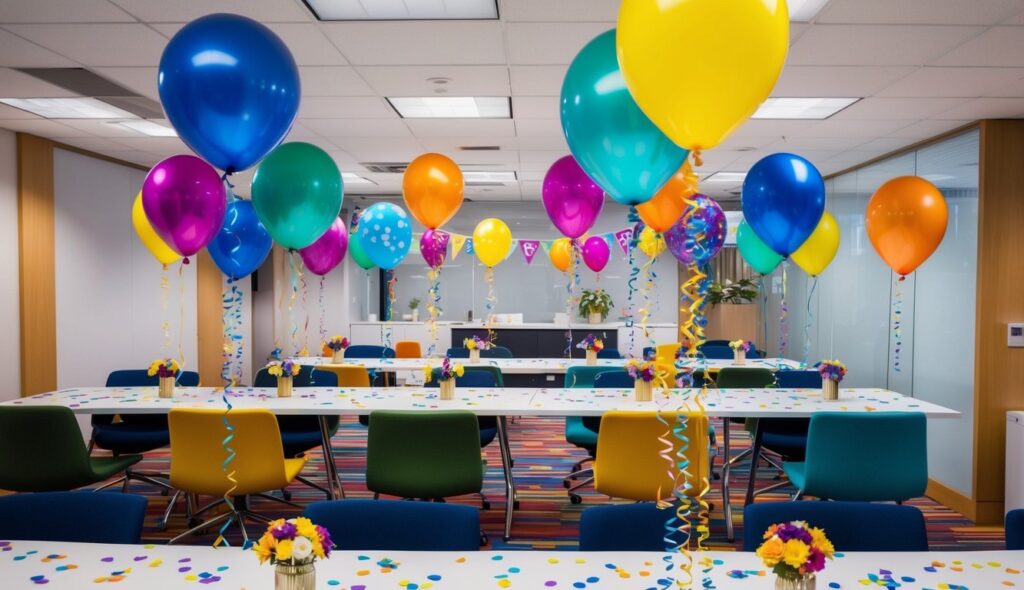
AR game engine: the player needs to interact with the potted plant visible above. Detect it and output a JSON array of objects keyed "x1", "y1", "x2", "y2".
[
  {"x1": 267, "y1": 360, "x2": 301, "y2": 398},
  {"x1": 755, "y1": 520, "x2": 834, "y2": 589},
  {"x1": 424, "y1": 357, "x2": 465, "y2": 400},
  {"x1": 254, "y1": 517, "x2": 332, "y2": 590},
  {"x1": 816, "y1": 360, "x2": 847, "y2": 401},
  {"x1": 576, "y1": 334, "x2": 605, "y2": 366},
  {"x1": 704, "y1": 278, "x2": 760, "y2": 343},
  {"x1": 324, "y1": 335, "x2": 349, "y2": 363},
  {"x1": 579, "y1": 289, "x2": 614, "y2": 324},
  {"x1": 409, "y1": 297, "x2": 421, "y2": 322},
  {"x1": 147, "y1": 358, "x2": 181, "y2": 399}
]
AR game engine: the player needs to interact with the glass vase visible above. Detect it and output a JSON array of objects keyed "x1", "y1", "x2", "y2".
[
  {"x1": 275, "y1": 562, "x2": 315, "y2": 590},
  {"x1": 775, "y1": 573, "x2": 815, "y2": 590}
]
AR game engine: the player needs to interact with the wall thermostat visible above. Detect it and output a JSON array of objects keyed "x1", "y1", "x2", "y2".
[{"x1": 1009, "y1": 323, "x2": 1024, "y2": 347}]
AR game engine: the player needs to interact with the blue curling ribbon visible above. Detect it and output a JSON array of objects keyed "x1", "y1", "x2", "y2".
[
  {"x1": 759, "y1": 275, "x2": 769, "y2": 359},
  {"x1": 893, "y1": 275, "x2": 904, "y2": 372},
  {"x1": 214, "y1": 278, "x2": 245, "y2": 548},
  {"x1": 803, "y1": 277, "x2": 818, "y2": 366},
  {"x1": 779, "y1": 261, "x2": 788, "y2": 358},
  {"x1": 626, "y1": 208, "x2": 641, "y2": 357},
  {"x1": 426, "y1": 267, "x2": 442, "y2": 358}
]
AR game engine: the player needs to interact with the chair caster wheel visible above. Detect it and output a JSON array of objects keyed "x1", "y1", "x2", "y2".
[
  {"x1": 156, "y1": 522, "x2": 167, "y2": 532},
  {"x1": 480, "y1": 532, "x2": 489, "y2": 546},
  {"x1": 482, "y1": 501, "x2": 491, "y2": 510},
  {"x1": 161, "y1": 488, "x2": 170, "y2": 496},
  {"x1": 569, "y1": 494, "x2": 582, "y2": 505},
  {"x1": 513, "y1": 500, "x2": 520, "y2": 510},
  {"x1": 562, "y1": 480, "x2": 572, "y2": 489},
  {"x1": 282, "y1": 489, "x2": 292, "y2": 501}
]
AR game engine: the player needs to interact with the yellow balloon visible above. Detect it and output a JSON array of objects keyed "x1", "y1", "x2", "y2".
[
  {"x1": 792, "y1": 211, "x2": 840, "y2": 277},
  {"x1": 637, "y1": 226, "x2": 665, "y2": 258},
  {"x1": 617, "y1": 0, "x2": 789, "y2": 151},
  {"x1": 472, "y1": 218, "x2": 513, "y2": 268},
  {"x1": 131, "y1": 192, "x2": 180, "y2": 266}
]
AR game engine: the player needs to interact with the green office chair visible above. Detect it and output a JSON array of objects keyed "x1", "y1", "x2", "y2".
[{"x1": 0, "y1": 406, "x2": 142, "y2": 492}]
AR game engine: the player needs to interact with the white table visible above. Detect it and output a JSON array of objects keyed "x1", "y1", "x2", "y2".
[
  {"x1": 4, "y1": 540, "x2": 1020, "y2": 589},
  {"x1": 291, "y1": 356, "x2": 806, "y2": 374},
  {"x1": 4, "y1": 387, "x2": 958, "y2": 543}
]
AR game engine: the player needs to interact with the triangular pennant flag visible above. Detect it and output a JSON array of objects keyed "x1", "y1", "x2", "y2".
[
  {"x1": 450, "y1": 234, "x2": 467, "y2": 260},
  {"x1": 465, "y1": 239, "x2": 474, "y2": 255},
  {"x1": 520, "y1": 240, "x2": 540, "y2": 264},
  {"x1": 540, "y1": 240, "x2": 553, "y2": 255},
  {"x1": 613, "y1": 228, "x2": 634, "y2": 256}
]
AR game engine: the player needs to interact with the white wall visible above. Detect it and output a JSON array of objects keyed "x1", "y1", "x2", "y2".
[{"x1": 0, "y1": 129, "x2": 19, "y2": 401}]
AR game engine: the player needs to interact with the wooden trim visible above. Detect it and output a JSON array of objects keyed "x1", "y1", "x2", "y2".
[
  {"x1": 195, "y1": 251, "x2": 223, "y2": 387},
  {"x1": 824, "y1": 122, "x2": 980, "y2": 180},
  {"x1": 927, "y1": 478, "x2": 977, "y2": 522},
  {"x1": 16, "y1": 133, "x2": 56, "y2": 397},
  {"x1": 50, "y1": 141, "x2": 149, "y2": 173}
]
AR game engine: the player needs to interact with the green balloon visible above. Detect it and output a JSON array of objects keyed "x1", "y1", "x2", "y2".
[
  {"x1": 348, "y1": 229, "x2": 375, "y2": 270},
  {"x1": 737, "y1": 220, "x2": 783, "y2": 275},
  {"x1": 252, "y1": 142, "x2": 343, "y2": 250}
]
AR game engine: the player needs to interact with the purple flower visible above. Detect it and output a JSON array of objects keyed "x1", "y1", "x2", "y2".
[
  {"x1": 270, "y1": 521, "x2": 297, "y2": 541},
  {"x1": 776, "y1": 523, "x2": 812, "y2": 544},
  {"x1": 804, "y1": 548, "x2": 826, "y2": 573},
  {"x1": 316, "y1": 525, "x2": 333, "y2": 556}
]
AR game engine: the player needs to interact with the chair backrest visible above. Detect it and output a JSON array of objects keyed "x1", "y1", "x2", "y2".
[
  {"x1": 305, "y1": 499, "x2": 480, "y2": 551},
  {"x1": 253, "y1": 366, "x2": 338, "y2": 388},
  {"x1": 564, "y1": 366, "x2": 609, "y2": 388},
  {"x1": 579, "y1": 503, "x2": 685, "y2": 551},
  {"x1": 426, "y1": 367, "x2": 497, "y2": 388},
  {"x1": 655, "y1": 343, "x2": 681, "y2": 364},
  {"x1": 716, "y1": 367, "x2": 775, "y2": 388},
  {"x1": 0, "y1": 492, "x2": 148, "y2": 544},
  {"x1": 168, "y1": 409, "x2": 291, "y2": 496},
  {"x1": 345, "y1": 345, "x2": 396, "y2": 359},
  {"x1": 594, "y1": 411, "x2": 709, "y2": 501},
  {"x1": 594, "y1": 370, "x2": 634, "y2": 388},
  {"x1": 446, "y1": 347, "x2": 470, "y2": 358},
  {"x1": 316, "y1": 365, "x2": 371, "y2": 387},
  {"x1": 743, "y1": 501, "x2": 928, "y2": 552},
  {"x1": 1007, "y1": 509, "x2": 1024, "y2": 550},
  {"x1": 105, "y1": 369, "x2": 200, "y2": 387},
  {"x1": 596, "y1": 348, "x2": 622, "y2": 359},
  {"x1": 0, "y1": 406, "x2": 96, "y2": 492},
  {"x1": 366, "y1": 411, "x2": 482, "y2": 498},
  {"x1": 775, "y1": 370, "x2": 822, "y2": 389},
  {"x1": 481, "y1": 345, "x2": 513, "y2": 358},
  {"x1": 395, "y1": 341, "x2": 422, "y2": 358},
  {"x1": 803, "y1": 412, "x2": 927, "y2": 501},
  {"x1": 700, "y1": 345, "x2": 734, "y2": 360},
  {"x1": 702, "y1": 340, "x2": 732, "y2": 347}
]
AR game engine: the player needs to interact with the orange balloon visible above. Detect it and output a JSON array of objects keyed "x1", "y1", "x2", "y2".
[
  {"x1": 866, "y1": 176, "x2": 948, "y2": 276},
  {"x1": 403, "y1": 153, "x2": 464, "y2": 229},
  {"x1": 550, "y1": 237, "x2": 573, "y2": 272},
  {"x1": 636, "y1": 162, "x2": 699, "y2": 233}
]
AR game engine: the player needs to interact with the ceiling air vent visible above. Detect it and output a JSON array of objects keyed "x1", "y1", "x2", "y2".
[
  {"x1": 460, "y1": 145, "x2": 500, "y2": 151},
  {"x1": 361, "y1": 162, "x2": 409, "y2": 174},
  {"x1": 15, "y1": 68, "x2": 165, "y2": 119}
]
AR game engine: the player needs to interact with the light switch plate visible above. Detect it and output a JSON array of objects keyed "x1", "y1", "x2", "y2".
[{"x1": 1008, "y1": 323, "x2": 1024, "y2": 347}]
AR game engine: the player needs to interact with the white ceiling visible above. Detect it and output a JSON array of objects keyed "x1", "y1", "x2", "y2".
[{"x1": 0, "y1": 0, "x2": 1023, "y2": 207}]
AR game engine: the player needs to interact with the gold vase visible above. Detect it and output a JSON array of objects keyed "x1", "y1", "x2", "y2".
[
  {"x1": 440, "y1": 379, "x2": 455, "y2": 400},
  {"x1": 277, "y1": 376, "x2": 293, "y2": 398},
  {"x1": 734, "y1": 349, "x2": 746, "y2": 365},
  {"x1": 822, "y1": 379, "x2": 839, "y2": 401},
  {"x1": 635, "y1": 379, "x2": 653, "y2": 402},
  {"x1": 775, "y1": 574, "x2": 815, "y2": 590},
  {"x1": 586, "y1": 349, "x2": 597, "y2": 366},
  {"x1": 469, "y1": 349, "x2": 481, "y2": 363},
  {"x1": 275, "y1": 562, "x2": 315, "y2": 590},
  {"x1": 158, "y1": 376, "x2": 174, "y2": 399},
  {"x1": 331, "y1": 350, "x2": 344, "y2": 363}
]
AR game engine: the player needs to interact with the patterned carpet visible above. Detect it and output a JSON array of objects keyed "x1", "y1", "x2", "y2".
[{"x1": 112, "y1": 416, "x2": 1006, "y2": 551}]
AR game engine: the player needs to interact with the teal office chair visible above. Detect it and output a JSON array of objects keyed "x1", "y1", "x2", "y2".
[
  {"x1": 425, "y1": 366, "x2": 501, "y2": 449},
  {"x1": 562, "y1": 368, "x2": 633, "y2": 503}
]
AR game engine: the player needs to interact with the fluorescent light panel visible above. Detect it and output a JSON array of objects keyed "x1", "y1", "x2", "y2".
[
  {"x1": 788, "y1": 0, "x2": 831, "y2": 22},
  {"x1": 387, "y1": 96, "x2": 510, "y2": 119},
  {"x1": 752, "y1": 97, "x2": 859, "y2": 119},
  {"x1": 705, "y1": 172, "x2": 747, "y2": 183},
  {"x1": 342, "y1": 172, "x2": 376, "y2": 185},
  {"x1": 305, "y1": 0, "x2": 498, "y2": 21},
  {"x1": 115, "y1": 120, "x2": 177, "y2": 137},
  {"x1": 464, "y1": 171, "x2": 516, "y2": 183},
  {"x1": 0, "y1": 97, "x2": 137, "y2": 119}
]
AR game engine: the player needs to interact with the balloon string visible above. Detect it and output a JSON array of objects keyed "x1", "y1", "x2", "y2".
[
  {"x1": 759, "y1": 275, "x2": 769, "y2": 354},
  {"x1": 639, "y1": 249, "x2": 658, "y2": 350},
  {"x1": 384, "y1": 270, "x2": 397, "y2": 353},
  {"x1": 299, "y1": 261, "x2": 310, "y2": 356},
  {"x1": 803, "y1": 277, "x2": 818, "y2": 366},
  {"x1": 177, "y1": 259, "x2": 186, "y2": 373},
  {"x1": 680, "y1": 265, "x2": 707, "y2": 358},
  {"x1": 214, "y1": 278, "x2": 243, "y2": 548},
  {"x1": 893, "y1": 275, "x2": 904, "y2": 373},
  {"x1": 426, "y1": 267, "x2": 442, "y2": 358},
  {"x1": 317, "y1": 276, "x2": 326, "y2": 351},
  {"x1": 626, "y1": 207, "x2": 640, "y2": 357},
  {"x1": 288, "y1": 251, "x2": 300, "y2": 356},
  {"x1": 161, "y1": 267, "x2": 171, "y2": 356},
  {"x1": 779, "y1": 261, "x2": 788, "y2": 358},
  {"x1": 564, "y1": 241, "x2": 578, "y2": 359},
  {"x1": 485, "y1": 267, "x2": 496, "y2": 344}
]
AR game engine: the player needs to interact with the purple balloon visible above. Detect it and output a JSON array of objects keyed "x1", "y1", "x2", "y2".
[
  {"x1": 299, "y1": 217, "x2": 348, "y2": 276},
  {"x1": 142, "y1": 154, "x2": 226, "y2": 257},
  {"x1": 542, "y1": 155, "x2": 605, "y2": 239},
  {"x1": 665, "y1": 194, "x2": 727, "y2": 266},
  {"x1": 420, "y1": 229, "x2": 450, "y2": 269},
  {"x1": 581, "y1": 235, "x2": 610, "y2": 273}
]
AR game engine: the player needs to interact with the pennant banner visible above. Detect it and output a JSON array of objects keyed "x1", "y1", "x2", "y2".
[
  {"x1": 540, "y1": 240, "x2": 553, "y2": 255},
  {"x1": 613, "y1": 228, "x2": 634, "y2": 256},
  {"x1": 465, "y1": 239, "x2": 474, "y2": 255},
  {"x1": 450, "y1": 234, "x2": 467, "y2": 260},
  {"x1": 520, "y1": 240, "x2": 540, "y2": 264}
]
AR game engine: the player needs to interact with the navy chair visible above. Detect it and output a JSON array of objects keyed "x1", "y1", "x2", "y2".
[
  {"x1": 447, "y1": 346, "x2": 514, "y2": 359},
  {"x1": 305, "y1": 499, "x2": 481, "y2": 551},
  {"x1": 1007, "y1": 509, "x2": 1024, "y2": 550},
  {"x1": 580, "y1": 503, "x2": 684, "y2": 551},
  {"x1": 345, "y1": 345, "x2": 396, "y2": 359},
  {"x1": 597, "y1": 348, "x2": 622, "y2": 359},
  {"x1": 426, "y1": 367, "x2": 500, "y2": 448},
  {"x1": 775, "y1": 370, "x2": 822, "y2": 388},
  {"x1": 0, "y1": 492, "x2": 147, "y2": 544},
  {"x1": 700, "y1": 345, "x2": 734, "y2": 360},
  {"x1": 743, "y1": 501, "x2": 928, "y2": 552}
]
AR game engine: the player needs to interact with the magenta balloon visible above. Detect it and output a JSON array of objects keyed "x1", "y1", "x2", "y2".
[
  {"x1": 420, "y1": 229, "x2": 450, "y2": 269},
  {"x1": 581, "y1": 235, "x2": 611, "y2": 273},
  {"x1": 142, "y1": 154, "x2": 226, "y2": 257},
  {"x1": 542, "y1": 155, "x2": 605, "y2": 238},
  {"x1": 299, "y1": 217, "x2": 348, "y2": 276}
]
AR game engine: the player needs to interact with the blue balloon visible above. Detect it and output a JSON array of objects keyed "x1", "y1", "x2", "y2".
[
  {"x1": 741, "y1": 153, "x2": 825, "y2": 257},
  {"x1": 207, "y1": 199, "x2": 273, "y2": 280},
  {"x1": 357, "y1": 203, "x2": 412, "y2": 270},
  {"x1": 159, "y1": 13, "x2": 300, "y2": 173},
  {"x1": 560, "y1": 29, "x2": 688, "y2": 206}
]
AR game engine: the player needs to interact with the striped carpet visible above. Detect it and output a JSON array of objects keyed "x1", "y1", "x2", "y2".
[{"x1": 112, "y1": 416, "x2": 1006, "y2": 550}]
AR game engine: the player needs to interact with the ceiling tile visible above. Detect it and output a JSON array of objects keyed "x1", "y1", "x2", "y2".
[
  {"x1": 0, "y1": 28, "x2": 77, "y2": 67},
  {"x1": 788, "y1": 25, "x2": 986, "y2": 66},
  {"x1": 932, "y1": 97, "x2": 1024, "y2": 119},
  {"x1": 406, "y1": 118, "x2": 516, "y2": 138},
  {"x1": 792, "y1": 118, "x2": 920, "y2": 138},
  {"x1": 510, "y1": 65, "x2": 567, "y2": 96},
  {"x1": 0, "y1": 0, "x2": 134, "y2": 23},
  {"x1": 298, "y1": 96, "x2": 395, "y2": 119},
  {"x1": 985, "y1": 73, "x2": 1024, "y2": 97},
  {"x1": 284, "y1": 122, "x2": 323, "y2": 140},
  {"x1": 0, "y1": 103, "x2": 44, "y2": 119},
  {"x1": 107, "y1": 0, "x2": 312, "y2": 23},
  {"x1": 499, "y1": 0, "x2": 618, "y2": 22},
  {"x1": 4, "y1": 24, "x2": 168, "y2": 67},
  {"x1": 50, "y1": 118, "x2": 153, "y2": 138},
  {"x1": 357, "y1": 65, "x2": 510, "y2": 96},
  {"x1": 314, "y1": 118, "x2": 412, "y2": 138},
  {"x1": 299, "y1": 66, "x2": 375, "y2": 96},
  {"x1": 876, "y1": 66, "x2": 1024, "y2": 97},
  {"x1": 327, "y1": 136, "x2": 423, "y2": 156},
  {"x1": 54, "y1": 136, "x2": 137, "y2": 153},
  {"x1": 832, "y1": 97, "x2": 967, "y2": 119},
  {"x1": 321, "y1": 22, "x2": 506, "y2": 65},
  {"x1": 506, "y1": 22, "x2": 610, "y2": 65},
  {"x1": 151, "y1": 23, "x2": 348, "y2": 66},
  {"x1": 887, "y1": 119, "x2": 975, "y2": 140},
  {"x1": 110, "y1": 136, "x2": 189, "y2": 151},
  {"x1": 764, "y1": 136, "x2": 870, "y2": 151},
  {"x1": 817, "y1": 0, "x2": 1023, "y2": 25},
  {"x1": 514, "y1": 118, "x2": 563, "y2": 137},
  {"x1": 513, "y1": 136, "x2": 570, "y2": 150},
  {"x1": 0, "y1": 67, "x2": 79, "y2": 98},
  {"x1": 520, "y1": 181, "x2": 543, "y2": 201},
  {"x1": 91, "y1": 67, "x2": 159, "y2": 101},
  {"x1": 772, "y1": 65, "x2": 916, "y2": 97},
  {"x1": 512, "y1": 96, "x2": 559, "y2": 119},
  {"x1": 933, "y1": 27, "x2": 1024, "y2": 67},
  {"x1": 0, "y1": 118, "x2": 87, "y2": 136}
]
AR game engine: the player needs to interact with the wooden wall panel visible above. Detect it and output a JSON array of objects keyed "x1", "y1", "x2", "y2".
[
  {"x1": 196, "y1": 251, "x2": 223, "y2": 386},
  {"x1": 16, "y1": 133, "x2": 55, "y2": 396}
]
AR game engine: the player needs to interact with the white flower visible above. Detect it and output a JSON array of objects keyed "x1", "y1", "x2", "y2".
[{"x1": 292, "y1": 535, "x2": 313, "y2": 561}]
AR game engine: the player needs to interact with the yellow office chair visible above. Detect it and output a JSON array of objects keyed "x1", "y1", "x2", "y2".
[
  {"x1": 655, "y1": 343, "x2": 682, "y2": 365},
  {"x1": 593, "y1": 411, "x2": 709, "y2": 502},
  {"x1": 395, "y1": 341, "x2": 423, "y2": 358},
  {"x1": 167, "y1": 409, "x2": 307, "y2": 544}
]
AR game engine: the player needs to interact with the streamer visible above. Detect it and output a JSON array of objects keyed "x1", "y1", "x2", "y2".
[
  {"x1": 564, "y1": 241, "x2": 580, "y2": 358},
  {"x1": 893, "y1": 275, "x2": 904, "y2": 372},
  {"x1": 759, "y1": 275, "x2": 768, "y2": 357},
  {"x1": 779, "y1": 261, "x2": 789, "y2": 357},
  {"x1": 177, "y1": 259, "x2": 187, "y2": 372},
  {"x1": 287, "y1": 251, "x2": 301, "y2": 356},
  {"x1": 803, "y1": 277, "x2": 818, "y2": 366},
  {"x1": 317, "y1": 276, "x2": 326, "y2": 352},
  {"x1": 299, "y1": 260, "x2": 310, "y2": 356},
  {"x1": 626, "y1": 207, "x2": 641, "y2": 357},
  {"x1": 160, "y1": 268, "x2": 171, "y2": 355},
  {"x1": 485, "y1": 267, "x2": 497, "y2": 343},
  {"x1": 426, "y1": 267, "x2": 442, "y2": 358},
  {"x1": 214, "y1": 277, "x2": 245, "y2": 548}
]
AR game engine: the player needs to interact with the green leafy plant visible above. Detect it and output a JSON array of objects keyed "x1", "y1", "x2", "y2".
[
  {"x1": 707, "y1": 278, "x2": 759, "y2": 306},
  {"x1": 408, "y1": 297, "x2": 421, "y2": 310},
  {"x1": 578, "y1": 289, "x2": 615, "y2": 321}
]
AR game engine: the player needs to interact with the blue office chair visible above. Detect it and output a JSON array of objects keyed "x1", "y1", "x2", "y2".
[
  {"x1": 565, "y1": 369, "x2": 634, "y2": 504},
  {"x1": 743, "y1": 501, "x2": 928, "y2": 552},
  {"x1": 447, "y1": 346, "x2": 514, "y2": 359},
  {"x1": 775, "y1": 370, "x2": 822, "y2": 388},
  {"x1": 0, "y1": 492, "x2": 147, "y2": 544},
  {"x1": 597, "y1": 348, "x2": 622, "y2": 359},
  {"x1": 345, "y1": 345, "x2": 396, "y2": 359},
  {"x1": 563, "y1": 366, "x2": 615, "y2": 479},
  {"x1": 580, "y1": 503, "x2": 685, "y2": 551},
  {"x1": 305, "y1": 499, "x2": 481, "y2": 550},
  {"x1": 1007, "y1": 509, "x2": 1024, "y2": 550},
  {"x1": 700, "y1": 345, "x2": 734, "y2": 360},
  {"x1": 426, "y1": 367, "x2": 500, "y2": 448}
]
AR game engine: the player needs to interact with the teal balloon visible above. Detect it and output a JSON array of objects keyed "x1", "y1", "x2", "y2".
[
  {"x1": 251, "y1": 142, "x2": 342, "y2": 250},
  {"x1": 737, "y1": 220, "x2": 784, "y2": 275},
  {"x1": 560, "y1": 29, "x2": 689, "y2": 206},
  {"x1": 357, "y1": 203, "x2": 412, "y2": 270},
  {"x1": 348, "y1": 229, "x2": 375, "y2": 270}
]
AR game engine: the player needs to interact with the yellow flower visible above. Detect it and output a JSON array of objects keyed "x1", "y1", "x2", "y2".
[
  {"x1": 423, "y1": 366, "x2": 433, "y2": 383},
  {"x1": 810, "y1": 527, "x2": 834, "y2": 557},
  {"x1": 782, "y1": 539, "x2": 810, "y2": 569},
  {"x1": 292, "y1": 517, "x2": 317, "y2": 539},
  {"x1": 276, "y1": 538, "x2": 294, "y2": 561},
  {"x1": 763, "y1": 524, "x2": 779, "y2": 540},
  {"x1": 290, "y1": 363, "x2": 301, "y2": 376},
  {"x1": 268, "y1": 365, "x2": 282, "y2": 377},
  {"x1": 756, "y1": 536, "x2": 785, "y2": 567},
  {"x1": 311, "y1": 538, "x2": 326, "y2": 560},
  {"x1": 464, "y1": 338, "x2": 476, "y2": 350},
  {"x1": 253, "y1": 533, "x2": 277, "y2": 564},
  {"x1": 454, "y1": 364, "x2": 465, "y2": 377}
]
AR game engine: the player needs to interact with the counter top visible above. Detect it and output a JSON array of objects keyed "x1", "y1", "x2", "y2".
[{"x1": 352, "y1": 321, "x2": 677, "y2": 330}]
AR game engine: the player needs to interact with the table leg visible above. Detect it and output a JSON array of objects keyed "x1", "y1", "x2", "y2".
[
  {"x1": 318, "y1": 416, "x2": 345, "y2": 500},
  {"x1": 496, "y1": 416, "x2": 517, "y2": 541},
  {"x1": 745, "y1": 419, "x2": 764, "y2": 506},
  {"x1": 722, "y1": 417, "x2": 734, "y2": 542}
]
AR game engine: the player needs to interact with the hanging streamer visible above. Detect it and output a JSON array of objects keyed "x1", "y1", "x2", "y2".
[
  {"x1": 893, "y1": 275, "x2": 904, "y2": 372},
  {"x1": 426, "y1": 267, "x2": 442, "y2": 358},
  {"x1": 626, "y1": 208, "x2": 640, "y2": 357},
  {"x1": 779, "y1": 261, "x2": 788, "y2": 358},
  {"x1": 214, "y1": 277, "x2": 245, "y2": 548},
  {"x1": 317, "y1": 276, "x2": 326, "y2": 353},
  {"x1": 759, "y1": 275, "x2": 768, "y2": 357},
  {"x1": 287, "y1": 251, "x2": 302, "y2": 357},
  {"x1": 564, "y1": 241, "x2": 580, "y2": 358},
  {"x1": 177, "y1": 260, "x2": 187, "y2": 372},
  {"x1": 299, "y1": 261, "x2": 310, "y2": 356},
  {"x1": 803, "y1": 277, "x2": 818, "y2": 366},
  {"x1": 655, "y1": 407, "x2": 692, "y2": 590},
  {"x1": 160, "y1": 267, "x2": 171, "y2": 355},
  {"x1": 638, "y1": 249, "x2": 658, "y2": 349},
  {"x1": 485, "y1": 267, "x2": 497, "y2": 344}
]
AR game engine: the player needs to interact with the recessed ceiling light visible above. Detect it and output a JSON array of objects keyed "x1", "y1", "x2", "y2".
[
  {"x1": 0, "y1": 97, "x2": 137, "y2": 119},
  {"x1": 114, "y1": 120, "x2": 177, "y2": 137},
  {"x1": 304, "y1": 0, "x2": 498, "y2": 21},
  {"x1": 705, "y1": 172, "x2": 748, "y2": 183},
  {"x1": 752, "y1": 97, "x2": 859, "y2": 119},
  {"x1": 387, "y1": 96, "x2": 510, "y2": 119},
  {"x1": 787, "y1": 0, "x2": 831, "y2": 22},
  {"x1": 342, "y1": 172, "x2": 376, "y2": 185},
  {"x1": 464, "y1": 171, "x2": 517, "y2": 183}
]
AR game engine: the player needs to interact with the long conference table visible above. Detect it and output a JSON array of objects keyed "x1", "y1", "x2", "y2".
[
  {"x1": 292, "y1": 356, "x2": 806, "y2": 374},
  {"x1": 4, "y1": 540, "x2": 1020, "y2": 589},
  {"x1": 5, "y1": 385, "x2": 959, "y2": 542}
]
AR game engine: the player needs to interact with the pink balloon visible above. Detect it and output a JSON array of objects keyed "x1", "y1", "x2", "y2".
[
  {"x1": 142, "y1": 154, "x2": 226, "y2": 257},
  {"x1": 581, "y1": 235, "x2": 611, "y2": 272},
  {"x1": 420, "y1": 229, "x2": 450, "y2": 269},
  {"x1": 299, "y1": 217, "x2": 348, "y2": 276},
  {"x1": 542, "y1": 155, "x2": 605, "y2": 239}
]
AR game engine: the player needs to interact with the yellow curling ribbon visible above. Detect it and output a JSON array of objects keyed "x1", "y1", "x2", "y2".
[
  {"x1": 426, "y1": 267, "x2": 442, "y2": 357},
  {"x1": 484, "y1": 267, "x2": 497, "y2": 343},
  {"x1": 160, "y1": 268, "x2": 171, "y2": 356}
]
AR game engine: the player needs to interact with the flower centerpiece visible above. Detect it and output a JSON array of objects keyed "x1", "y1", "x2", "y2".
[
  {"x1": 324, "y1": 336, "x2": 350, "y2": 363},
  {"x1": 267, "y1": 360, "x2": 301, "y2": 398},
  {"x1": 254, "y1": 517, "x2": 332, "y2": 590},
  {"x1": 730, "y1": 339, "x2": 753, "y2": 365},
  {"x1": 463, "y1": 335, "x2": 491, "y2": 363},
  {"x1": 147, "y1": 358, "x2": 180, "y2": 398},
  {"x1": 816, "y1": 359, "x2": 847, "y2": 401},
  {"x1": 424, "y1": 356, "x2": 465, "y2": 400},
  {"x1": 756, "y1": 520, "x2": 835, "y2": 590},
  {"x1": 626, "y1": 359, "x2": 658, "y2": 401},
  {"x1": 576, "y1": 334, "x2": 605, "y2": 366}
]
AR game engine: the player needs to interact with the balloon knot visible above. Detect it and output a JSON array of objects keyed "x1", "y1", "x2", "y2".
[
  {"x1": 898, "y1": 275, "x2": 906, "y2": 282},
  {"x1": 692, "y1": 150, "x2": 703, "y2": 167},
  {"x1": 182, "y1": 257, "x2": 190, "y2": 265}
]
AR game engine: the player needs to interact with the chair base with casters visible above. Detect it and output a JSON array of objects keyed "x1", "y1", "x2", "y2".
[{"x1": 168, "y1": 493, "x2": 301, "y2": 544}]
